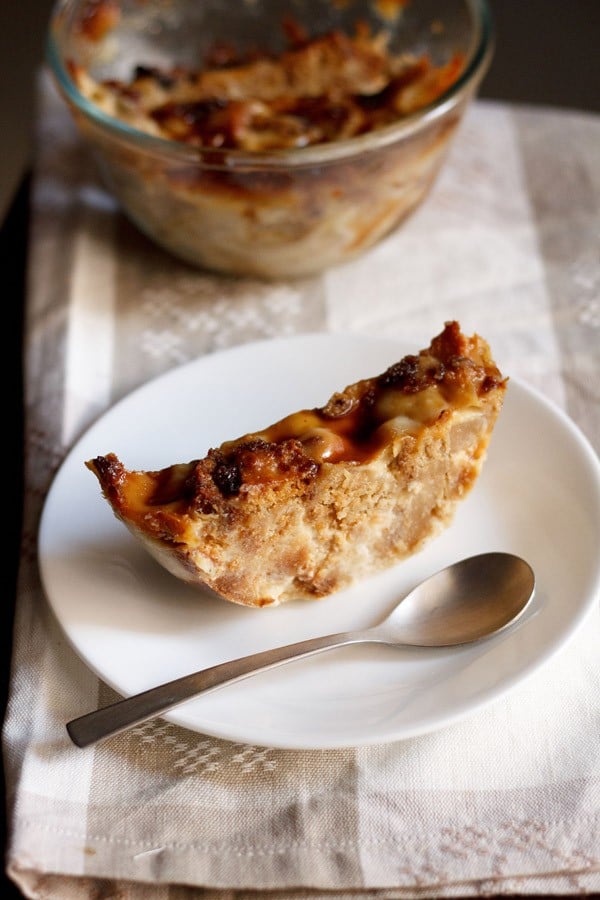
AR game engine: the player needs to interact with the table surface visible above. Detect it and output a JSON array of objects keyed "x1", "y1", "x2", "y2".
[{"x1": 3, "y1": 2, "x2": 599, "y2": 897}]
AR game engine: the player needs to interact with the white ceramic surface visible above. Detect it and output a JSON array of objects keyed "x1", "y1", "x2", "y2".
[{"x1": 38, "y1": 334, "x2": 600, "y2": 749}]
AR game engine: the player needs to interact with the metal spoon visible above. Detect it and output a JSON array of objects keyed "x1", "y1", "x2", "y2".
[{"x1": 66, "y1": 551, "x2": 534, "y2": 748}]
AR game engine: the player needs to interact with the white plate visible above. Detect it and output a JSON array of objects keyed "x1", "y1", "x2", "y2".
[{"x1": 39, "y1": 333, "x2": 600, "y2": 750}]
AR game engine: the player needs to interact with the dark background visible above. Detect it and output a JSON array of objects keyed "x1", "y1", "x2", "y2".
[{"x1": 3, "y1": 1, "x2": 600, "y2": 897}]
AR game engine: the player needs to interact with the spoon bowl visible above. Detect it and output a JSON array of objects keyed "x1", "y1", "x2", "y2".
[
  {"x1": 66, "y1": 551, "x2": 534, "y2": 748},
  {"x1": 379, "y1": 551, "x2": 535, "y2": 646}
]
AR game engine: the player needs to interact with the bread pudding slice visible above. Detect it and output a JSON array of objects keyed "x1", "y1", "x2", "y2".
[{"x1": 87, "y1": 322, "x2": 507, "y2": 608}]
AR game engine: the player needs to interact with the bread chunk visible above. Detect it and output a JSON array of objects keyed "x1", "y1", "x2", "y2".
[{"x1": 87, "y1": 322, "x2": 507, "y2": 607}]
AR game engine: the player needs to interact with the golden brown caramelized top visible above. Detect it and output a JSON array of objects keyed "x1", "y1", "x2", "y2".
[
  {"x1": 86, "y1": 322, "x2": 506, "y2": 520},
  {"x1": 219, "y1": 320, "x2": 505, "y2": 466},
  {"x1": 71, "y1": 24, "x2": 464, "y2": 150}
]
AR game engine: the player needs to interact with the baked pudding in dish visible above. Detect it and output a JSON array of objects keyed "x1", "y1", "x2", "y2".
[
  {"x1": 86, "y1": 322, "x2": 507, "y2": 608},
  {"x1": 47, "y1": 0, "x2": 494, "y2": 277},
  {"x1": 67, "y1": 25, "x2": 466, "y2": 277}
]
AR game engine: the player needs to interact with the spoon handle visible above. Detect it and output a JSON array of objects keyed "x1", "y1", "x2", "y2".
[{"x1": 66, "y1": 629, "x2": 371, "y2": 748}]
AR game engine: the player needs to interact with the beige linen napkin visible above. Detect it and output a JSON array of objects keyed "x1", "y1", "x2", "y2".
[{"x1": 3, "y1": 71, "x2": 600, "y2": 898}]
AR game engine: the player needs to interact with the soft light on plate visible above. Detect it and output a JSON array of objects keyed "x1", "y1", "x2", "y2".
[{"x1": 38, "y1": 334, "x2": 600, "y2": 749}]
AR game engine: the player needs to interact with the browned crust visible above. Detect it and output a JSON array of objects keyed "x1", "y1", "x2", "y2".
[{"x1": 70, "y1": 25, "x2": 465, "y2": 151}]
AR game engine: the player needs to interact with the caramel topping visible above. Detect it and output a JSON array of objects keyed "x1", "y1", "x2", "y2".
[
  {"x1": 217, "y1": 321, "x2": 506, "y2": 469},
  {"x1": 87, "y1": 322, "x2": 506, "y2": 513}
]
